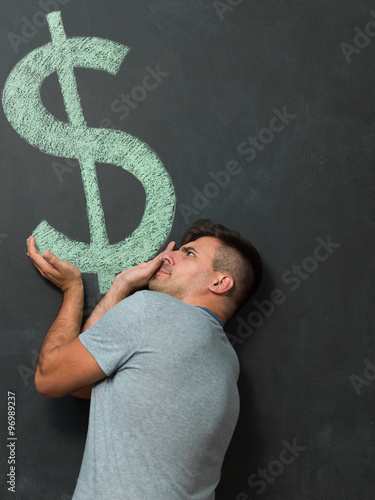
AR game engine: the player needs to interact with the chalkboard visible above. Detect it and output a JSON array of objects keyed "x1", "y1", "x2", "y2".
[{"x1": 1, "y1": 1, "x2": 374, "y2": 499}]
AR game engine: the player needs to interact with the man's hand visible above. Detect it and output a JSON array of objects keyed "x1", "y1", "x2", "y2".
[
  {"x1": 27, "y1": 236, "x2": 98, "y2": 399},
  {"x1": 80, "y1": 241, "x2": 175, "y2": 335},
  {"x1": 27, "y1": 235, "x2": 82, "y2": 293},
  {"x1": 110, "y1": 241, "x2": 176, "y2": 300}
]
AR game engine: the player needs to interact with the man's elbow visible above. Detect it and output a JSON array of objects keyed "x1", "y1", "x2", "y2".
[{"x1": 34, "y1": 370, "x2": 65, "y2": 398}]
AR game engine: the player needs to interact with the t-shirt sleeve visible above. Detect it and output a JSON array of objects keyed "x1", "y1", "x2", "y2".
[{"x1": 79, "y1": 293, "x2": 144, "y2": 376}]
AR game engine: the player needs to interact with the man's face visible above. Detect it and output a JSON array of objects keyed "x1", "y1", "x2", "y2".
[{"x1": 148, "y1": 236, "x2": 222, "y2": 301}]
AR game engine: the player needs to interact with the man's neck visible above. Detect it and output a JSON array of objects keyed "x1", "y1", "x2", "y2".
[{"x1": 180, "y1": 296, "x2": 228, "y2": 325}]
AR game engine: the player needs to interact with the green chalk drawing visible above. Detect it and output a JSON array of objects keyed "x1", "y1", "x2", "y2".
[{"x1": 2, "y1": 11, "x2": 176, "y2": 293}]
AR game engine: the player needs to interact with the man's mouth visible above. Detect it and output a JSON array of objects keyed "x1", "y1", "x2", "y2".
[{"x1": 156, "y1": 267, "x2": 170, "y2": 276}]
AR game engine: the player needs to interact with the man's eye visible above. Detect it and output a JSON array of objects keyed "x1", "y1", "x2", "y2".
[{"x1": 182, "y1": 248, "x2": 195, "y2": 257}]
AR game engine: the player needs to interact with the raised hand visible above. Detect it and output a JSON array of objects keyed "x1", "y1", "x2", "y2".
[
  {"x1": 81, "y1": 241, "x2": 176, "y2": 332},
  {"x1": 109, "y1": 241, "x2": 176, "y2": 300},
  {"x1": 27, "y1": 235, "x2": 82, "y2": 293}
]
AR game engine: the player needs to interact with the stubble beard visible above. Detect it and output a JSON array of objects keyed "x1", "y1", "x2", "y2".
[
  {"x1": 148, "y1": 274, "x2": 187, "y2": 301},
  {"x1": 148, "y1": 269, "x2": 211, "y2": 302}
]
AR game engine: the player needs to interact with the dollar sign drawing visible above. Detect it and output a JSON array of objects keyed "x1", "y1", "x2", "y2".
[{"x1": 2, "y1": 11, "x2": 176, "y2": 293}]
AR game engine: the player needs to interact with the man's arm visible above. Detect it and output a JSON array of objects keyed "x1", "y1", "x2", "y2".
[
  {"x1": 81, "y1": 280, "x2": 131, "y2": 333},
  {"x1": 81, "y1": 240, "x2": 175, "y2": 332},
  {"x1": 27, "y1": 236, "x2": 106, "y2": 398},
  {"x1": 28, "y1": 236, "x2": 175, "y2": 399},
  {"x1": 71, "y1": 241, "x2": 174, "y2": 399}
]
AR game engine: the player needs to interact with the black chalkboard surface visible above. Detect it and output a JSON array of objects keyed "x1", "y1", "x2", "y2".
[{"x1": 1, "y1": 1, "x2": 374, "y2": 499}]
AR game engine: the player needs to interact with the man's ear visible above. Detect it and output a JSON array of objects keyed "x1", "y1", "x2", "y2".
[{"x1": 208, "y1": 274, "x2": 234, "y2": 295}]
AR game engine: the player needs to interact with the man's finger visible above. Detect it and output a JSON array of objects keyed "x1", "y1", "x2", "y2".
[
  {"x1": 27, "y1": 236, "x2": 44, "y2": 266},
  {"x1": 41, "y1": 252, "x2": 60, "y2": 268},
  {"x1": 27, "y1": 235, "x2": 38, "y2": 256},
  {"x1": 27, "y1": 236, "x2": 49, "y2": 265},
  {"x1": 140, "y1": 243, "x2": 174, "y2": 271},
  {"x1": 27, "y1": 236, "x2": 59, "y2": 273},
  {"x1": 165, "y1": 241, "x2": 176, "y2": 252},
  {"x1": 158, "y1": 241, "x2": 175, "y2": 261}
]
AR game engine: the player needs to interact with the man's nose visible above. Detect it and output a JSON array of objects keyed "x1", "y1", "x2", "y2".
[{"x1": 161, "y1": 251, "x2": 175, "y2": 266}]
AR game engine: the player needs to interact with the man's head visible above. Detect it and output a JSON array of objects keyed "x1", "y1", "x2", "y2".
[{"x1": 149, "y1": 219, "x2": 262, "y2": 322}]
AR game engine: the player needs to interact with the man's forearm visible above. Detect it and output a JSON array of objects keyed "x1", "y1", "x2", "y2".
[
  {"x1": 37, "y1": 283, "x2": 84, "y2": 375},
  {"x1": 82, "y1": 281, "x2": 133, "y2": 332},
  {"x1": 70, "y1": 282, "x2": 133, "y2": 399},
  {"x1": 82, "y1": 242, "x2": 174, "y2": 332}
]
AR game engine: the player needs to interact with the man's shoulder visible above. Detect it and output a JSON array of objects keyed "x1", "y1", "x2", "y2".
[
  {"x1": 127, "y1": 291, "x2": 216, "y2": 327},
  {"x1": 130, "y1": 290, "x2": 183, "y2": 307},
  {"x1": 118, "y1": 290, "x2": 189, "y2": 318}
]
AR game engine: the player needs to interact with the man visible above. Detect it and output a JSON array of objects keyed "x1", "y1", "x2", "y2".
[{"x1": 27, "y1": 219, "x2": 262, "y2": 499}]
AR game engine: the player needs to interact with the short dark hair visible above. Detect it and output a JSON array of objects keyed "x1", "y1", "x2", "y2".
[{"x1": 181, "y1": 219, "x2": 262, "y2": 313}]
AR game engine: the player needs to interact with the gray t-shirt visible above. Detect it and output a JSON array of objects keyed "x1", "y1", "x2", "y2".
[{"x1": 73, "y1": 290, "x2": 240, "y2": 500}]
